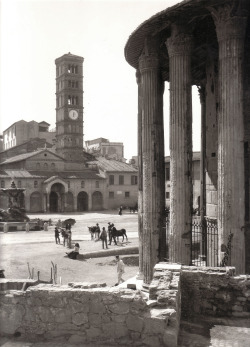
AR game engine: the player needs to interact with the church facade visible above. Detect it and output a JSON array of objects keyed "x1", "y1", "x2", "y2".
[{"x1": 0, "y1": 53, "x2": 138, "y2": 213}]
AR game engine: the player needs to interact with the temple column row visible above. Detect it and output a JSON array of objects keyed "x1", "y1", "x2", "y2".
[{"x1": 136, "y1": 6, "x2": 247, "y2": 284}]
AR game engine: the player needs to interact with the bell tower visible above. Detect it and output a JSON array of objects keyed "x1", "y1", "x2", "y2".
[{"x1": 55, "y1": 53, "x2": 84, "y2": 161}]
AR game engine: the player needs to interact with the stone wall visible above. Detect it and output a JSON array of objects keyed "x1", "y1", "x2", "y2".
[
  {"x1": 181, "y1": 266, "x2": 250, "y2": 320},
  {"x1": 0, "y1": 267, "x2": 181, "y2": 347},
  {"x1": 2, "y1": 264, "x2": 250, "y2": 346}
]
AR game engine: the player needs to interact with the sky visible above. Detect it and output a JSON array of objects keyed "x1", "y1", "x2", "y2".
[{"x1": 0, "y1": 0, "x2": 201, "y2": 160}]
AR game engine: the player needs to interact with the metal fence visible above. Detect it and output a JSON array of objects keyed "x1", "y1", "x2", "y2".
[{"x1": 166, "y1": 216, "x2": 219, "y2": 267}]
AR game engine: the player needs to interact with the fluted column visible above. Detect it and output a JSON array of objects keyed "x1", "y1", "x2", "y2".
[
  {"x1": 166, "y1": 29, "x2": 193, "y2": 265},
  {"x1": 139, "y1": 51, "x2": 165, "y2": 285},
  {"x1": 210, "y1": 6, "x2": 247, "y2": 273},
  {"x1": 136, "y1": 69, "x2": 144, "y2": 279}
]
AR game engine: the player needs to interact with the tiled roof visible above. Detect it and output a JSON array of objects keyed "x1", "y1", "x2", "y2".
[
  {"x1": 0, "y1": 170, "x2": 45, "y2": 178},
  {"x1": 88, "y1": 156, "x2": 138, "y2": 172},
  {"x1": 0, "y1": 150, "x2": 45, "y2": 164},
  {"x1": 0, "y1": 149, "x2": 64, "y2": 165}
]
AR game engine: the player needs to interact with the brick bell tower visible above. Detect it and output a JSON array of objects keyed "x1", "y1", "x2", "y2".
[{"x1": 55, "y1": 53, "x2": 84, "y2": 161}]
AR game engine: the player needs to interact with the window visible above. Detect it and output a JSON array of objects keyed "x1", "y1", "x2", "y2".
[
  {"x1": 96, "y1": 181, "x2": 99, "y2": 188},
  {"x1": 119, "y1": 175, "x2": 124, "y2": 185},
  {"x1": 18, "y1": 181, "x2": 21, "y2": 188},
  {"x1": 165, "y1": 167, "x2": 170, "y2": 181},
  {"x1": 109, "y1": 192, "x2": 114, "y2": 199},
  {"x1": 81, "y1": 181, "x2": 85, "y2": 188},
  {"x1": 109, "y1": 175, "x2": 114, "y2": 185},
  {"x1": 34, "y1": 181, "x2": 38, "y2": 188},
  {"x1": 44, "y1": 163, "x2": 48, "y2": 170},
  {"x1": 166, "y1": 192, "x2": 170, "y2": 199},
  {"x1": 131, "y1": 175, "x2": 138, "y2": 185},
  {"x1": 125, "y1": 192, "x2": 130, "y2": 198},
  {"x1": 1, "y1": 180, "x2": 5, "y2": 188}
]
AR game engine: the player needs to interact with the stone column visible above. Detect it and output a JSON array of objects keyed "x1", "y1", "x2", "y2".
[
  {"x1": 166, "y1": 29, "x2": 193, "y2": 265},
  {"x1": 139, "y1": 50, "x2": 166, "y2": 285},
  {"x1": 136, "y1": 69, "x2": 144, "y2": 279},
  {"x1": 211, "y1": 6, "x2": 247, "y2": 273}
]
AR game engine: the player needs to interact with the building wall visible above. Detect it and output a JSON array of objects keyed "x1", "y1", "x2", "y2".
[{"x1": 107, "y1": 172, "x2": 138, "y2": 209}]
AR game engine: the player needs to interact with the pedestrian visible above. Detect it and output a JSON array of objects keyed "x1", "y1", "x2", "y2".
[
  {"x1": 43, "y1": 222, "x2": 48, "y2": 231},
  {"x1": 115, "y1": 255, "x2": 125, "y2": 285},
  {"x1": 61, "y1": 229, "x2": 68, "y2": 247},
  {"x1": 66, "y1": 243, "x2": 80, "y2": 259},
  {"x1": 96, "y1": 223, "x2": 101, "y2": 239},
  {"x1": 25, "y1": 222, "x2": 30, "y2": 233},
  {"x1": 108, "y1": 223, "x2": 117, "y2": 245},
  {"x1": 99, "y1": 227, "x2": 108, "y2": 249},
  {"x1": 67, "y1": 229, "x2": 72, "y2": 248},
  {"x1": 57, "y1": 219, "x2": 62, "y2": 228},
  {"x1": 55, "y1": 227, "x2": 60, "y2": 244},
  {"x1": 118, "y1": 206, "x2": 123, "y2": 216}
]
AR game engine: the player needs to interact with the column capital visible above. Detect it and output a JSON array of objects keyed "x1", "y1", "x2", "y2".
[
  {"x1": 139, "y1": 53, "x2": 159, "y2": 73},
  {"x1": 209, "y1": 4, "x2": 247, "y2": 42},
  {"x1": 166, "y1": 33, "x2": 193, "y2": 57}
]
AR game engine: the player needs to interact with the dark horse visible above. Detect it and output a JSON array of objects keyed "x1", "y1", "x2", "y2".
[
  {"x1": 110, "y1": 227, "x2": 128, "y2": 242},
  {"x1": 88, "y1": 226, "x2": 100, "y2": 240}
]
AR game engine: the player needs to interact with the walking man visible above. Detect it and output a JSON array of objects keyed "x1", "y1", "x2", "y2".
[
  {"x1": 55, "y1": 227, "x2": 60, "y2": 244},
  {"x1": 115, "y1": 255, "x2": 125, "y2": 285},
  {"x1": 99, "y1": 227, "x2": 108, "y2": 249}
]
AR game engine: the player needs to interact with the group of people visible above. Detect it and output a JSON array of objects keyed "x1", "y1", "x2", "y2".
[{"x1": 92, "y1": 222, "x2": 119, "y2": 249}]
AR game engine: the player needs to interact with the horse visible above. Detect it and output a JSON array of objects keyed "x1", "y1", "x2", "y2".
[
  {"x1": 110, "y1": 227, "x2": 128, "y2": 242},
  {"x1": 88, "y1": 226, "x2": 100, "y2": 240}
]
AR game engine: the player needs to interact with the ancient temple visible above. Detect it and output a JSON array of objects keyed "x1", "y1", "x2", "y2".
[{"x1": 125, "y1": 0, "x2": 250, "y2": 283}]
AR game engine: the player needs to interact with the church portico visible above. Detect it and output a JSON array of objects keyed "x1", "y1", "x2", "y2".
[{"x1": 125, "y1": 0, "x2": 250, "y2": 282}]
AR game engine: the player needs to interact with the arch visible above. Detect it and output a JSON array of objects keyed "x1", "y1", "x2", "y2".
[
  {"x1": 30, "y1": 191, "x2": 42, "y2": 212},
  {"x1": 50, "y1": 183, "x2": 65, "y2": 212},
  {"x1": 77, "y1": 191, "x2": 88, "y2": 211},
  {"x1": 92, "y1": 191, "x2": 103, "y2": 211}
]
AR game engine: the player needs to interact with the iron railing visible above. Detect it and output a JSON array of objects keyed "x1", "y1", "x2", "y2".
[{"x1": 166, "y1": 216, "x2": 218, "y2": 267}]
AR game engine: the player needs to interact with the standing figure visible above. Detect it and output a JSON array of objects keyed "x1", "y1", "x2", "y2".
[
  {"x1": 108, "y1": 223, "x2": 117, "y2": 245},
  {"x1": 67, "y1": 229, "x2": 72, "y2": 248},
  {"x1": 43, "y1": 222, "x2": 48, "y2": 231},
  {"x1": 25, "y1": 222, "x2": 30, "y2": 233},
  {"x1": 61, "y1": 229, "x2": 68, "y2": 247},
  {"x1": 99, "y1": 227, "x2": 108, "y2": 249},
  {"x1": 118, "y1": 206, "x2": 123, "y2": 216},
  {"x1": 55, "y1": 227, "x2": 60, "y2": 244},
  {"x1": 115, "y1": 255, "x2": 125, "y2": 285},
  {"x1": 95, "y1": 223, "x2": 101, "y2": 239}
]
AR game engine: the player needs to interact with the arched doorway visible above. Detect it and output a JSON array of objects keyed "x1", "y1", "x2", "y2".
[
  {"x1": 50, "y1": 183, "x2": 65, "y2": 212},
  {"x1": 92, "y1": 191, "x2": 103, "y2": 210},
  {"x1": 77, "y1": 191, "x2": 88, "y2": 211},
  {"x1": 30, "y1": 192, "x2": 42, "y2": 212},
  {"x1": 50, "y1": 191, "x2": 58, "y2": 212}
]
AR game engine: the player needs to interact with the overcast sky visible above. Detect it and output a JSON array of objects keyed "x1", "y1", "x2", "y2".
[{"x1": 0, "y1": 0, "x2": 201, "y2": 160}]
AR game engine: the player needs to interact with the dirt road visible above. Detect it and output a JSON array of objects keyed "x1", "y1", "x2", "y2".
[{"x1": 0, "y1": 211, "x2": 139, "y2": 287}]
